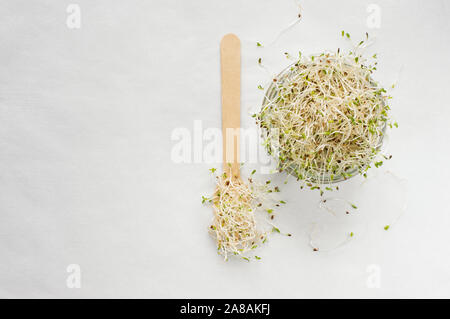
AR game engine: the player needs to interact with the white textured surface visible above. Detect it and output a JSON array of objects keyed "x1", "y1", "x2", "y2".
[{"x1": 0, "y1": 0, "x2": 449, "y2": 298}]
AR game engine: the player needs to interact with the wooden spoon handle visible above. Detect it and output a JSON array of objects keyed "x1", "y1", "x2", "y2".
[{"x1": 220, "y1": 34, "x2": 241, "y2": 179}]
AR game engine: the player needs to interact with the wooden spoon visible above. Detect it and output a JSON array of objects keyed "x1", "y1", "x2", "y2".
[{"x1": 220, "y1": 34, "x2": 241, "y2": 179}]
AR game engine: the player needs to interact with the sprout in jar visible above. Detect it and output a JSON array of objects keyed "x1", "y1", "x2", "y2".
[{"x1": 256, "y1": 43, "x2": 396, "y2": 187}]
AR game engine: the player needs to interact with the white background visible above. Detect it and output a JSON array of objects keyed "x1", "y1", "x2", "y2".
[{"x1": 0, "y1": 0, "x2": 449, "y2": 298}]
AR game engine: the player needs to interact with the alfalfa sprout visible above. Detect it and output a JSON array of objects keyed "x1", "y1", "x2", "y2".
[
  {"x1": 255, "y1": 35, "x2": 396, "y2": 186},
  {"x1": 203, "y1": 169, "x2": 287, "y2": 261}
]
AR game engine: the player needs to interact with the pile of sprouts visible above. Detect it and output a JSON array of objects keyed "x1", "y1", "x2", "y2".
[
  {"x1": 256, "y1": 34, "x2": 396, "y2": 186},
  {"x1": 202, "y1": 168, "x2": 288, "y2": 261}
]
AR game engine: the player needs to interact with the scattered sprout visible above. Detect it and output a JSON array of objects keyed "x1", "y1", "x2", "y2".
[
  {"x1": 256, "y1": 42, "x2": 262, "y2": 47},
  {"x1": 384, "y1": 225, "x2": 390, "y2": 231}
]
